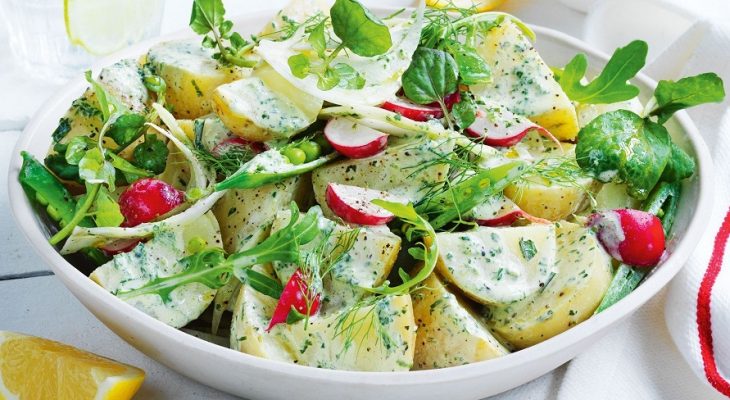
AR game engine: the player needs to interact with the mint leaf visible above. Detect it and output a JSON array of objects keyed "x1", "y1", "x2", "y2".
[
  {"x1": 189, "y1": 0, "x2": 225, "y2": 35},
  {"x1": 650, "y1": 73, "x2": 725, "y2": 123},
  {"x1": 576, "y1": 109, "x2": 671, "y2": 200},
  {"x1": 330, "y1": 0, "x2": 392, "y2": 57},
  {"x1": 402, "y1": 47, "x2": 458, "y2": 105},
  {"x1": 560, "y1": 40, "x2": 647, "y2": 104}
]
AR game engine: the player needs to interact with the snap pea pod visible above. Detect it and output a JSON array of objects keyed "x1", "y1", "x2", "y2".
[
  {"x1": 18, "y1": 151, "x2": 108, "y2": 265},
  {"x1": 594, "y1": 181, "x2": 681, "y2": 313}
]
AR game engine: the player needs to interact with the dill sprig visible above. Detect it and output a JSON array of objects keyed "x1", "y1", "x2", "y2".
[{"x1": 514, "y1": 156, "x2": 597, "y2": 205}]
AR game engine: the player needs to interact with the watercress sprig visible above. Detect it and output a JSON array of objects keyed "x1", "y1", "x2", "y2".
[
  {"x1": 189, "y1": 0, "x2": 257, "y2": 68},
  {"x1": 401, "y1": 47, "x2": 459, "y2": 129},
  {"x1": 286, "y1": 0, "x2": 392, "y2": 91}
]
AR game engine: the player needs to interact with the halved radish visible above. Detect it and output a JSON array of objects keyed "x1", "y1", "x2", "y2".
[
  {"x1": 470, "y1": 194, "x2": 550, "y2": 227},
  {"x1": 381, "y1": 97, "x2": 443, "y2": 121},
  {"x1": 588, "y1": 208, "x2": 665, "y2": 267},
  {"x1": 325, "y1": 183, "x2": 403, "y2": 225},
  {"x1": 466, "y1": 103, "x2": 559, "y2": 148},
  {"x1": 211, "y1": 137, "x2": 267, "y2": 157},
  {"x1": 324, "y1": 117, "x2": 388, "y2": 159}
]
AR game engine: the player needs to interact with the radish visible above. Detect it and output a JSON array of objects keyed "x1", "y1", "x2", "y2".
[
  {"x1": 588, "y1": 208, "x2": 665, "y2": 267},
  {"x1": 428, "y1": 91, "x2": 461, "y2": 110},
  {"x1": 119, "y1": 178, "x2": 186, "y2": 227},
  {"x1": 471, "y1": 195, "x2": 550, "y2": 227},
  {"x1": 466, "y1": 104, "x2": 560, "y2": 148},
  {"x1": 324, "y1": 117, "x2": 388, "y2": 159},
  {"x1": 325, "y1": 183, "x2": 403, "y2": 225},
  {"x1": 100, "y1": 238, "x2": 143, "y2": 256},
  {"x1": 381, "y1": 97, "x2": 443, "y2": 121}
]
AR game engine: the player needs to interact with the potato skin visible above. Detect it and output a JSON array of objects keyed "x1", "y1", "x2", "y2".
[{"x1": 412, "y1": 273, "x2": 509, "y2": 369}]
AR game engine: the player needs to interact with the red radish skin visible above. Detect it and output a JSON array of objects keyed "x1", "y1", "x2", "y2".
[
  {"x1": 381, "y1": 98, "x2": 443, "y2": 121},
  {"x1": 471, "y1": 195, "x2": 550, "y2": 227},
  {"x1": 266, "y1": 269, "x2": 320, "y2": 332},
  {"x1": 100, "y1": 239, "x2": 143, "y2": 256},
  {"x1": 427, "y1": 91, "x2": 461, "y2": 110},
  {"x1": 119, "y1": 178, "x2": 186, "y2": 227},
  {"x1": 588, "y1": 208, "x2": 665, "y2": 267},
  {"x1": 325, "y1": 183, "x2": 400, "y2": 225},
  {"x1": 476, "y1": 210, "x2": 551, "y2": 227},
  {"x1": 466, "y1": 106, "x2": 560, "y2": 148},
  {"x1": 324, "y1": 117, "x2": 388, "y2": 159},
  {"x1": 212, "y1": 137, "x2": 267, "y2": 157}
]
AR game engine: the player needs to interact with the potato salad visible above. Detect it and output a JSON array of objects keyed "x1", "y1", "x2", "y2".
[{"x1": 19, "y1": 0, "x2": 724, "y2": 372}]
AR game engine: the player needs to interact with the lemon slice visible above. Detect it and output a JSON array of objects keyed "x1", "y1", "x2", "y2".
[
  {"x1": 426, "y1": 0, "x2": 506, "y2": 12},
  {"x1": 0, "y1": 331, "x2": 145, "y2": 400},
  {"x1": 64, "y1": 0, "x2": 160, "y2": 55}
]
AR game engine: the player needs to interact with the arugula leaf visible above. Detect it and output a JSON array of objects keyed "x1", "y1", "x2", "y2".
[
  {"x1": 367, "y1": 201, "x2": 438, "y2": 295},
  {"x1": 133, "y1": 134, "x2": 169, "y2": 174},
  {"x1": 189, "y1": 0, "x2": 225, "y2": 35},
  {"x1": 330, "y1": 0, "x2": 392, "y2": 57},
  {"x1": 107, "y1": 113, "x2": 147, "y2": 149},
  {"x1": 650, "y1": 73, "x2": 725, "y2": 123},
  {"x1": 452, "y1": 91, "x2": 477, "y2": 128},
  {"x1": 79, "y1": 148, "x2": 116, "y2": 191},
  {"x1": 244, "y1": 269, "x2": 283, "y2": 299},
  {"x1": 560, "y1": 40, "x2": 647, "y2": 104},
  {"x1": 661, "y1": 142, "x2": 695, "y2": 182},
  {"x1": 94, "y1": 186, "x2": 124, "y2": 227},
  {"x1": 519, "y1": 238, "x2": 537, "y2": 261},
  {"x1": 402, "y1": 47, "x2": 458, "y2": 105},
  {"x1": 445, "y1": 41, "x2": 491, "y2": 85},
  {"x1": 117, "y1": 204, "x2": 322, "y2": 303},
  {"x1": 576, "y1": 109, "x2": 671, "y2": 200}
]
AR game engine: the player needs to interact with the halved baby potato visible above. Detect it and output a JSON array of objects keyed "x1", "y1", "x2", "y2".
[
  {"x1": 486, "y1": 221, "x2": 612, "y2": 348},
  {"x1": 435, "y1": 224, "x2": 557, "y2": 306},
  {"x1": 412, "y1": 273, "x2": 509, "y2": 369}
]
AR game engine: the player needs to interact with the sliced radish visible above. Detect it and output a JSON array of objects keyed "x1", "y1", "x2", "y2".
[
  {"x1": 211, "y1": 137, "x2": 267, "y2": 157},
  {"x1": 466, "y1": 103, "x2": 559, "y2": 148},
  {"x1": 471, "y1": 195, "x2": 550, "y2": 227},
  {"x1": 428, "y1": 91, "x2": 461, "y2": 110},
  {"x1": 381, "y1": 97, "x2": 443, "y2": 121},
  {"x1": 100, "y1": 238, "x2": 143, "y2": 256},
  {"x1": 324, "y1": 117, "x2": 388, "y2": 159},
  {"x1": 588, "y1": 208, "x2": 665, "y2": 267},
  {"x1": 325, "y1": 183, "x2": 403, "y2": 225}
]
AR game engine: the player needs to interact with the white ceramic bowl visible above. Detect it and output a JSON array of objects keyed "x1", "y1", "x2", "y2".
[{"x1": 8, "y1": 8, "x2": 713, "y2": 400}]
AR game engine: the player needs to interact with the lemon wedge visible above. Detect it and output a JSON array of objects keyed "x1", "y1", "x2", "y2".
[
  {"x1": 64, "y1": 0, "x2": 162, "y2": 55},
  {"x1": 426, "y1": 0, "x2": 506, "y2": 12},
  {"x1": 0, "y1": 331, "x2": 145, "y2": 400}
]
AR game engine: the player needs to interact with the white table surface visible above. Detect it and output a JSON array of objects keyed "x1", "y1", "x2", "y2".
[{"x1": 0, "y1": 1, "x2": 629, "y2": 399}]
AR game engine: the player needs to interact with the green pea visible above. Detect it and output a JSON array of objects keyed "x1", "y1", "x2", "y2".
[
  {"x1": 35, "y1": 192, "x2": 49, "y2": 206},
  {"x1": 282, "y1": 148, "x2": 306, "y2": 165},
  {"x1": 298, "y1": 141, "x2": 321, "y2": 162},
  {"x1": 186, "y1": 236, "x2": 207, "y2": 254}
]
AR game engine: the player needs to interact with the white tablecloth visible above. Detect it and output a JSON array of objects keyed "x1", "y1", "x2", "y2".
[{"x1": 1, "y1": 1, "x2": 727, "y2": 399}]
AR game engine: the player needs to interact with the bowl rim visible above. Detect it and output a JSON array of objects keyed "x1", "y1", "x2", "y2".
[{"x1": 7, "y1": 9, "x2": 714, "y2": 386}]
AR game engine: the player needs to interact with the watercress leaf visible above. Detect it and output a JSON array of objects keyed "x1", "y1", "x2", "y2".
[
  {"x1": 560, "y1": 40, "x2": 647, "y2": 104},
  {"x1": 219, "y1": 20, "x2": 233, "y2": 37},
  {"x1": 519, "y1": 238, "x2": 537, "y2": 261},
  {"x1": 660, "y1": 141, "x2": 695, "y2": 182},
  {"x1": 330, "y1": 0, "x2": 392, "y2": 57},
  {"x1": 317, "y1": 67, "x2": 340, "y2": 91},
  {"x1": 108, "y1": 152, "x2": 153, "y2": 183},
  {"x1": 452, "y1": 91, "x2": 477, "y2": 128},
  {"x1": 189, "y1": 0, "x2": 225, "y2": 35},
  {"x1": 651, "y1": 72, "x2": 725, "y2": 124},
  {"x1": 65, "y1": 136, "x2": 94, "y2": 166},
  {"x1": 229, "y1": 32, "x2": 247, "y2": 49},
  {"x1": 45, "y1": 153, "x2": 80, "y2": 181},
  {"x1": 575, "y1": 109, "x2": 671, "y2": 200},
  {"x1": 201, "y1": 35, "x2": 216, "y2": 48},
  {"x1": 402, "y1": 47, "x2": 458, "y2": 105},
  {"x1": 288, "y1": 54, "x2": 311, "y2": 79},
  {"x1": 446, "y1": 42, "x2": 491, "y2": 85},
  {"x1": 94, "y1": 186, "x2": 124, "y2": 227},
  {"x1": 107, "y1": 113, "x2": 147, "y2": 149},
  {"x1": 133, "y1": 134, "x2": 169, "y2": 174},
  {"x1": 333, "y1": 63, "x2": 365, "y2": 89},
  {"x1": 308, "y1": 20, "x2": 327, "y2": 58},
  {"x1": 79, "y1": 147, "x2": 116, "y2": 190},
  {"x1": 244, "y1": 269, "x2": 283, "y2": 299}
]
